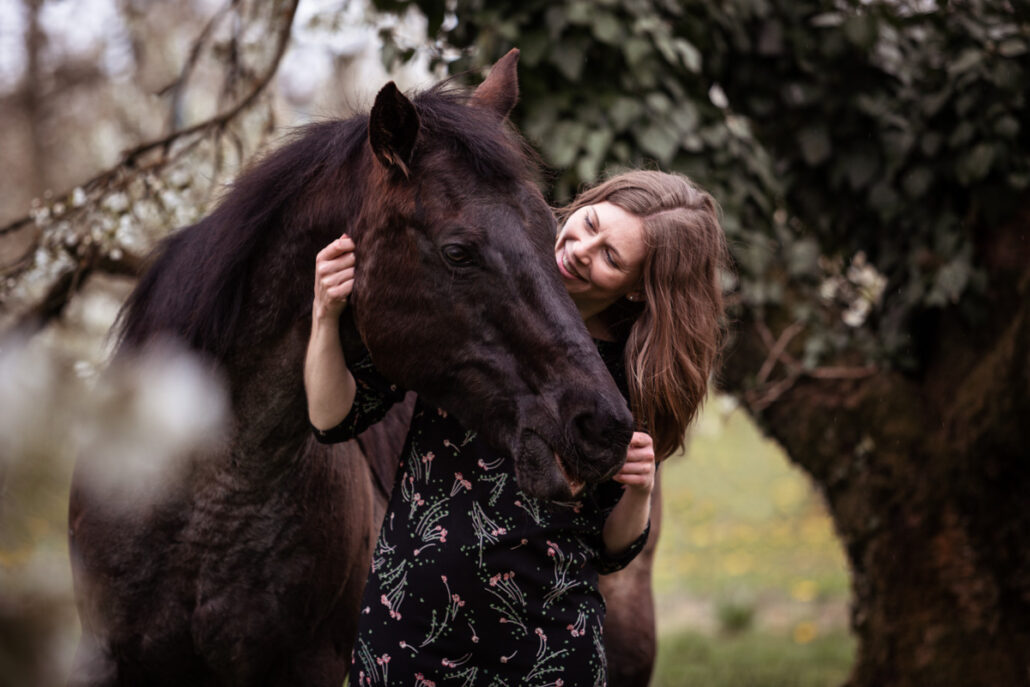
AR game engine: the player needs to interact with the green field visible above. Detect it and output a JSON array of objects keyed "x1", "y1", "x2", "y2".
[
  {"x1": 654, "y1": 629, "x2": 855, "y2": 687},
  {"x1": 651, "y1": 398, "x2": 855, "y2": 685}
]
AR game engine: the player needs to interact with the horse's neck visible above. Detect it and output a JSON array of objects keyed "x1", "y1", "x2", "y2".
[{"x1": 223, "y1": 316, "x2": 313, "y2": 467}]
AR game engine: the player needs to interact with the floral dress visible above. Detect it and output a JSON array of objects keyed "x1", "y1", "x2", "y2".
[{"x1": 314, "y1": 339, "x2": 649, "y2": 687}]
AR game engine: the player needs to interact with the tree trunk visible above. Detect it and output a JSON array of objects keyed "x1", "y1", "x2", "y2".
[{"x1": 723, "y1": 218, "x2": 1030, "y2": 686}]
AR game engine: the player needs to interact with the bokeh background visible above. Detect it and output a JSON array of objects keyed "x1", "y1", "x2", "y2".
[{"x1": 2, "y1": 1, "x2": 1027, "y2": 686}]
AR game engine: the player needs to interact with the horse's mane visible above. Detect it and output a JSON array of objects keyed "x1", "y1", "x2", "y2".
[{"x1": 116, "y1": 84, "x2": 540, "y2": 361}]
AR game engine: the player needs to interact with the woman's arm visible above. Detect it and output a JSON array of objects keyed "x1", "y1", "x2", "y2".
[
  {"x1": 304, "y1": 234, "x2": 357, "y2": 430},
  {"x1": 602, "y1": 431, "x2": 656, "y2": 556}
]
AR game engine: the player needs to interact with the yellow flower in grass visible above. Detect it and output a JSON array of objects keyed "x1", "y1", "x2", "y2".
[
  {"x1": 793, "y1": 621, "x2": 818, "y2": 644},
  {"x1": 690, "y1": 524, "x2": 712, "y2": 547},
  {"x1": 722, "y1": 551, "x2": 753, "y2": 576},
  {"x1": 790, "y1": 579, "x2": 818, "y2": 603}
]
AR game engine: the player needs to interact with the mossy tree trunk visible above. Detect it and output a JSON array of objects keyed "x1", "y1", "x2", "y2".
[{"x1": 722, "y1": 217, "x2": 1030, "y2": 686}]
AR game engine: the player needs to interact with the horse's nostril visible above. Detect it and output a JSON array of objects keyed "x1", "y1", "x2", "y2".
[
  {"x1": 572, "y1": 412, "x2": 596, "y2": 443},
  {"x1": 571, "y1": 407, "x2": 624, "y2": 450}
]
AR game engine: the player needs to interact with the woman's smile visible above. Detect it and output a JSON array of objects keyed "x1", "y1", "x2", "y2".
[{"x1": 557, "y1": 246, "x2": 587, "y2": 282}]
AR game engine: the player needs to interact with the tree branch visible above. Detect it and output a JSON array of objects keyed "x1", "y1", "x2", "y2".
[{"x1": 0, "y1": 0, "x2": 299, "y2": 339}]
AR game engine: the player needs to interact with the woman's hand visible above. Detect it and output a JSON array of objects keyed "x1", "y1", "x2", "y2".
[
  {"x1": 313, "y1": 234, "x2": 355, "y2": 321},
  {"x1": 602, "y1": 431, "x2": 655, "y2": 557},
  {"x1": 612, "y1": 431, "x2": 656, "y2": 495}
]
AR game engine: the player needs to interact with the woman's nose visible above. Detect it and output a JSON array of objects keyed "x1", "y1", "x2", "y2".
[{"x1": 570, "y1": 236, "x2": 597, "y2": 265}]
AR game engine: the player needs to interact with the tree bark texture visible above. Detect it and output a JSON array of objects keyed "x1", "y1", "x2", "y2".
[{"x1": 723, "y1": 216, "x2": 1030, "y2": 686}]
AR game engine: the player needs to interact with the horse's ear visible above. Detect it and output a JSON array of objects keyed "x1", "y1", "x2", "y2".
[
  {"x1": 472, "y1": 48, "x2": 520, "y2": 120},
  {"x1": 369, "y1": 81, "x2": 420, "y2": 177}
]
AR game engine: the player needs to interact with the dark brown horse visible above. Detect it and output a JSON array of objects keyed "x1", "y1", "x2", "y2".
[{"x1": 67, "y1": 50, "x2": 635, "y2": 686}]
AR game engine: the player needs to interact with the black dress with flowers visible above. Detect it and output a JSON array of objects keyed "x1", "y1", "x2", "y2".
[{"x1": 314, "y1": 339, "x2": 649, "y2": 687}]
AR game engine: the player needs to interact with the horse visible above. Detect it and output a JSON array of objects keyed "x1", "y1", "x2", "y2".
[{"x1": 66, "y1": 49, "x2": 638, "y2": 686}]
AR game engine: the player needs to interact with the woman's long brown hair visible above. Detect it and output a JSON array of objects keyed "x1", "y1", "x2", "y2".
[{"x1": 558, "y1": 170, "x2": 731, "y2": 461}]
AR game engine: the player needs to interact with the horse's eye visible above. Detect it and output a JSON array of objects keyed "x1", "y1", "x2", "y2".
[{"x1": 442, "y1": 243, "x2": 474, "y2": 267}]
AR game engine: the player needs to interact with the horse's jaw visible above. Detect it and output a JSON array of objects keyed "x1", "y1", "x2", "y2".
[{"x1": 510, "y1": 430, "x2": 584, "y2": 502}]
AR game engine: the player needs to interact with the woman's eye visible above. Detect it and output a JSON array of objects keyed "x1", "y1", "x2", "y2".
[
  {"x1": 442, "y1": 244, "x2": 474, "y2": 267},
  {"x1": 605, "y1": 250, "x2": 618, "y2": 268}
]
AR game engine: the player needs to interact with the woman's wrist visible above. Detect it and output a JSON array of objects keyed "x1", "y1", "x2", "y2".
[{"x1": 312, "y1": 303, "x2": 342, "y2": 329}]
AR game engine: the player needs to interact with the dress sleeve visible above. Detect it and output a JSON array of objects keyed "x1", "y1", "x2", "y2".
[
  {"x1": 589, "y1": 478, "x2": 652, "y2": 575},
  {"x1": 595, "y1": 519, "x2": 651, "y2": 575},
  {"x1": 310, "y1": 348, "x2": 407, "y2": 444}
]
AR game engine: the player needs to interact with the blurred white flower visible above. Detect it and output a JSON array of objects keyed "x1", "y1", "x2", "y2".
[
  {"x1": 0, "y1": 336, "x2": 228, "y2": 511},
  {"x1": 73, "y1": 340, "x2": 228, "y2": 510}
]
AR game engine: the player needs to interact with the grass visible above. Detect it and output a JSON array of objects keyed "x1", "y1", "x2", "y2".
[
  {"x1": 653, "y1": 628, "x2": 856, "y2": 687},
  {"x1": 649, "y1": 397, "x2": 855, "y2": 685},
  {"x1": 654, "y1": 399, "x2": 851, "y2": 604}
]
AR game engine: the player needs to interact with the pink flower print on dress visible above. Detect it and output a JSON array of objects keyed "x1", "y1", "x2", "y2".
[
  {"x1": 568, "y1": 610, "x2": 587, "y2": 637},
  {"x1": 477, "y1": 455, "x2": 504, "y2": 470},
  {"x1": 440, "y1": 653, "x2": 471, "y2": 668}
]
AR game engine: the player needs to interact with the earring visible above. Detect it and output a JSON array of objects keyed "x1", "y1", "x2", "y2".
[{"x1": 627, "y1": 294, "x2": 637, "y2": 302}]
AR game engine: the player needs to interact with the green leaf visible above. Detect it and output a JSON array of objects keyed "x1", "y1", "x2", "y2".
[
  {"x1": 671, "y1": 102, "x2": 701, "y2": 134},
  {"x1": 997, "y1": 38, "x2": 1027, "y2": 58},
  {"x1": 843, "y1": 15, "x2": 876, "y2": 49},
  {"x1": 583, "y1": 128, "x2": 613, "y2": 161},
  {"x1": 623, "y1": 37, "x2": 652, "y2": 67},
  {"x1": 654, "y1": 33, "x2": 678, "y2": 65},
  {"x1": 901, "y1": 167, "x2": 933, "y2": 198},
  {"x1": 920, "y1": 89, "x2": 951, "y2": 117},
  {"x1": 546, "y1": 121, "x2": 588, "y2": 168},
  {"x1": 549, "y1": 40, "x2": 586, "y2": 81},
  {"x1": 519, "y1": 30, "x2": 549, "y2": 67},
  {"x1": 646, "y1": 92, "x2": 672, "y2": 114},
  {"x1": 1007, "y1": 172, "x2": 1029, "y2": 189},
  {"x1": 995, "y1": 115, "x2": 1020, "y2": 138},
  {"x1": 591, "y1": 12, "x2": 623, "y2": 44},
  {"x1": 843, "y1": 150, "x2": 879, "y2": 190},
  {"x1": 948, "y1": 121, "x2": 975, "y2": 148},
  {"x1": 947, "y1": 49, "x2": 982, "y2": 77},
  {"x1": 637, "y1": 122, "x2": 680, "y2": 163},
  {"x1": 921, "y1": 132, "x2": 942, "y2": 157},
  {"x1": 810, "y1": 12, "x2": 844, "y2": 28},
  {"x1": 674, "y1": 38, "x2": 702, "y2": 73},
  {"x1": 576, "y1": 154, "x2": 601, "y2": 183},
  {"x1": 725, "y1": 114, "x2": 750, "y2": 139},
  {"x1": 566, "y1": 1, "x2": 592, "y2": 25},
  {"x1": 798, "y1": 126, "x2": 831, "y2": 166},
  {"x1": 955, "y1": 143, "x2": 995, "y2": 184},
  {"x1": 608, "y1": 97, "x2": 644, "y2": 131},
  {"x1": 545, "y1": 7, "x2": 568, "y2": 38}
]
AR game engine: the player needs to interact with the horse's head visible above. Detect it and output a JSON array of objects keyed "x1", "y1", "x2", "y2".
[{"x1": 350, "y1": 50, "x2": 634, "y2": 501}]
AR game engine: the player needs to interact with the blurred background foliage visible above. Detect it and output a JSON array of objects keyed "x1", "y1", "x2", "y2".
[{"x1": 377, "y1": 0, "x2": 1028, "y2": 371}]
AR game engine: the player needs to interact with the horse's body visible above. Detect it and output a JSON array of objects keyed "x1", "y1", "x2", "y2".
[{"x1": 67, "y1": 51, "x2": 644, "y2": 686}]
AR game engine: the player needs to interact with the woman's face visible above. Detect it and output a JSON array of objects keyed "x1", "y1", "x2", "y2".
[{"x1": 554, "y1": 201, "x2": 648, "y2": 316}]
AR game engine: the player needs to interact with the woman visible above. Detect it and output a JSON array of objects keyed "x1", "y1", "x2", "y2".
[{"x1": 305, "y1": 170, "x2": 729, "y2": 686}]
